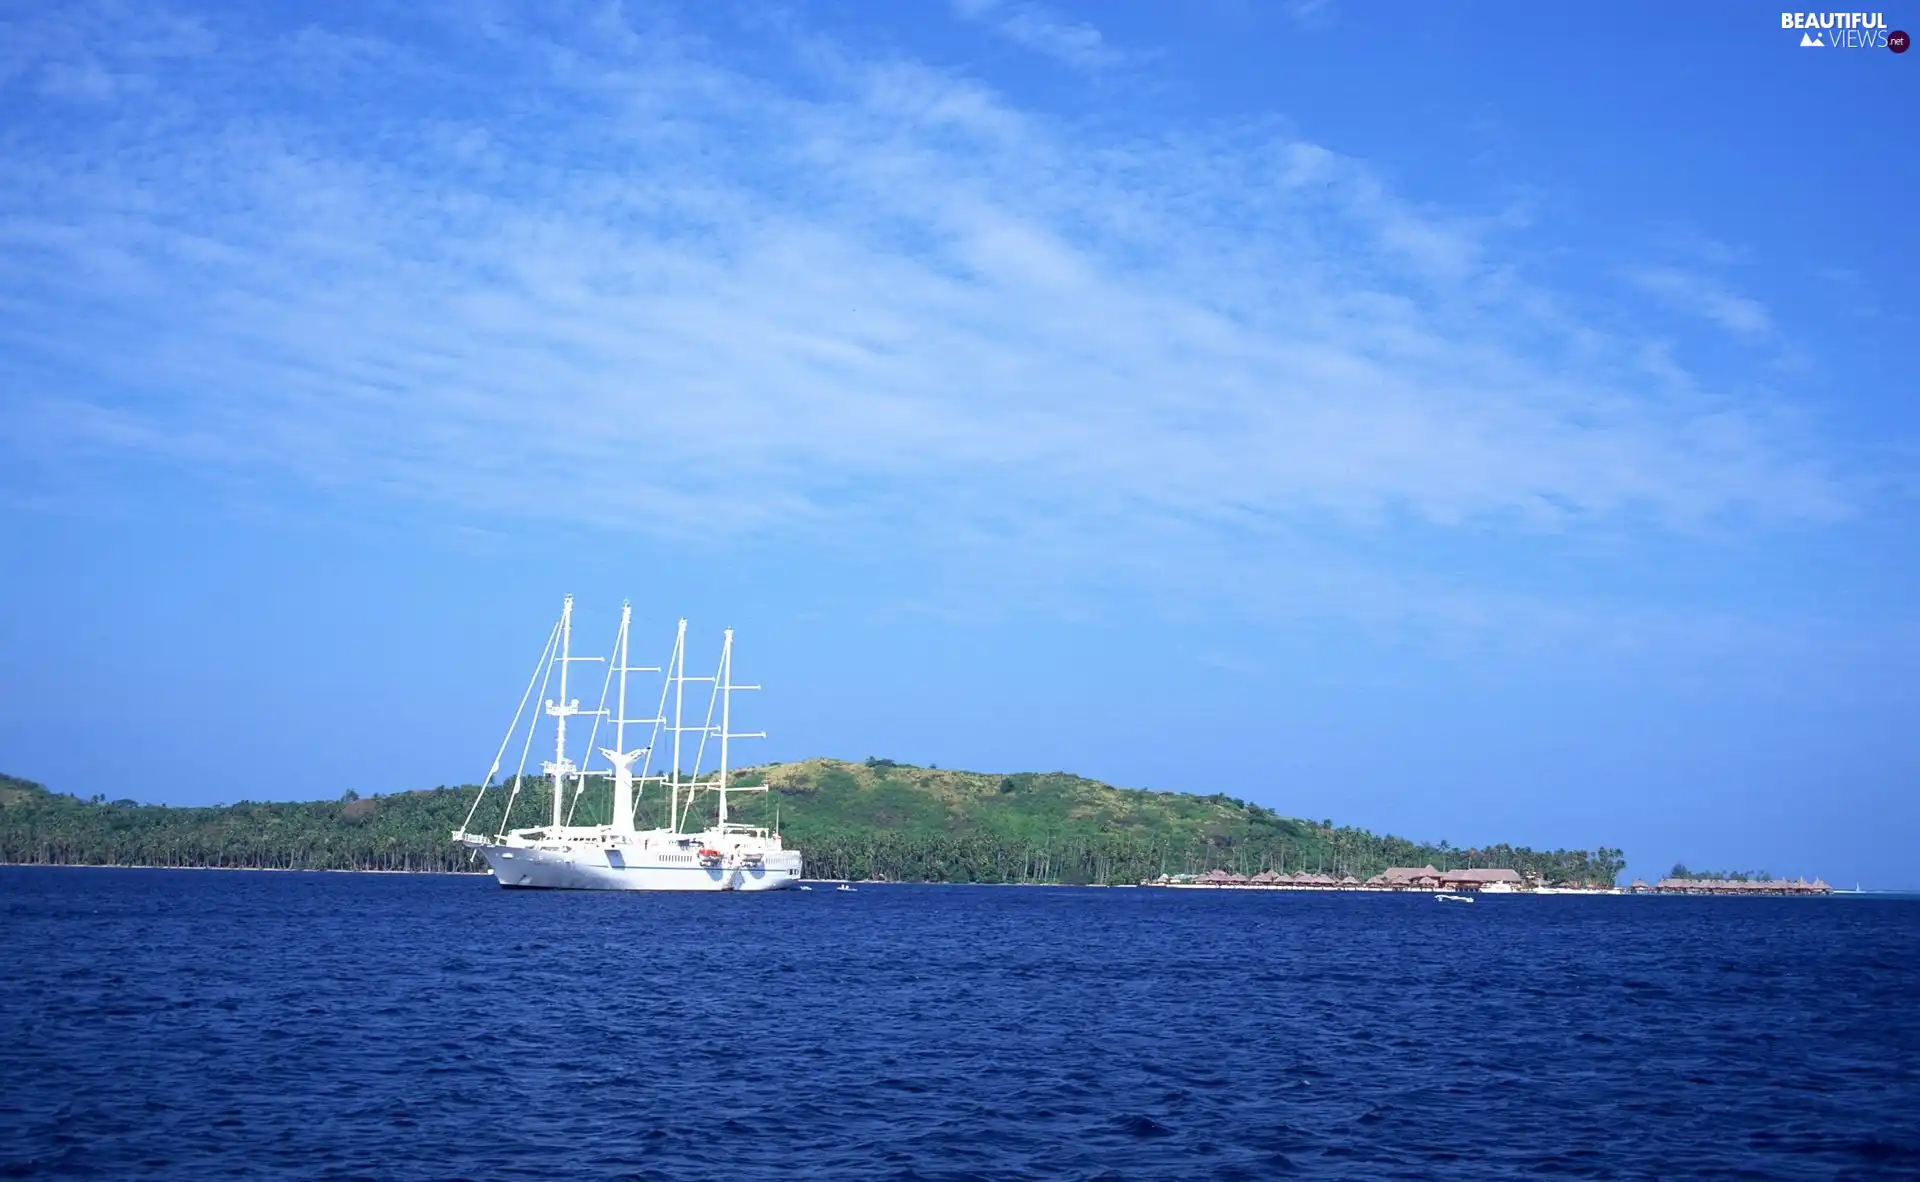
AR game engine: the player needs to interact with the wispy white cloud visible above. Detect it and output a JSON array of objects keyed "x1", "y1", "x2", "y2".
[
  {"x1": 0, "y1": 0, "x2": 211, "y2": 99},
  {"x1": 1629, "y1": 266, "x2": 1774, "y2": 338},
  {"x1": 1284, "y1": 0, "x2": 1340, "y2": 26},
  {"x1": 952, "y1": 0, "x2": 1131, "y2": 69},
  {"x1": 0, "y1": 1, "x2": 1859, "y2": 646}
]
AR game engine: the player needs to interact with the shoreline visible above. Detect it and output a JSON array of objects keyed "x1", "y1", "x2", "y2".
[
  {"x1": 0, "y1": 862, "x2": 486, "y2": 876},
  {"x1": 1, "y1": 864, "x2": 1885, "y2": 893}
]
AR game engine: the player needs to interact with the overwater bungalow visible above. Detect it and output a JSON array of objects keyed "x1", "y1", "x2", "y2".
[
  {"x1": 1651, "y1": 877, "x2": 1832, "y2": 896},
  {"x1": 1373, "y1": 865, "x2": 1444, "y2": 891},
  {"x1": 1438, "y1": 868, "x2": 1524, "y2": 892},
  {"x1": 1142, "y1": 868, "x2": 1834, "y2": 896}
]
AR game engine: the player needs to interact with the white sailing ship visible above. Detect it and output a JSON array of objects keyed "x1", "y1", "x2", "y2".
[{"x1": 452, "y1": 597, "x2": 802, "y2": 891}]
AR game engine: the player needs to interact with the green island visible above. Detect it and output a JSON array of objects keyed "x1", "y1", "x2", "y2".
[{"x1": 1, "y1": 760, "x2": 1627, "y2": 886}]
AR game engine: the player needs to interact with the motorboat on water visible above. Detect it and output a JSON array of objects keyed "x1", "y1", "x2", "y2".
[
  {"x1": 1436, "y1": 893, "x2": 1475, "y2": 904},
  {"x1": 452, "y1": 597, "x2": 802, "y2": 892}
]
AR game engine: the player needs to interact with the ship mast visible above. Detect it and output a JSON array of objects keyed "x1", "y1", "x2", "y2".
[
  {"x1": 715, "y1": 628, "x2": 763, "y2": 832},
  {"x1": 596, "y1": 602, "x2": 664, "y2": 834},
  {"x1": 718, "y1": 629, "x2": 732, "y2": 829},
  {"x1": 605, "y1": 604, "x2": 637, "y2": 834},
  {"x1": 542, "y1": 595, "x2": 580, "y2": 831},
  {"x1": 668, "y1": 618, "x2": 687, "y2": 835}
]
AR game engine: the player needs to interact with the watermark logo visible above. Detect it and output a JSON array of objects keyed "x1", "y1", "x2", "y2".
[{"x1": 1781, "y1": 11, "x2": 1903, "y2": 48}]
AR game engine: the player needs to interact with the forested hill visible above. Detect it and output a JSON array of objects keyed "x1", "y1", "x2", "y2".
[{"x1": 0, "y1": 761, "x2": 1628, "y2": 885}]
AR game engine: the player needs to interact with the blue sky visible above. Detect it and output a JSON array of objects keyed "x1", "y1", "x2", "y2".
[{"x1": 1, "y1": 1, "x2": 1915, "y2": 885}]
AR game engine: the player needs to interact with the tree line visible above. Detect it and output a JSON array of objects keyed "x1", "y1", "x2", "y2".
[
  {"x1": 1667, "y1": 863, "x2": 1773, "y2": 882},
  {"x1": 0, "y1": 771, "x2": 1630, "y2": 886},
  {"x1": 0, "y1": 776, "x2": 483, "y2": 874},
  {"x1": 794, "y1": 830, "x2": 1625, "y2": 887}
]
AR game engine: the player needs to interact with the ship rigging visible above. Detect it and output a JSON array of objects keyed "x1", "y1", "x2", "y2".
[{"x1": 452, "y1": 596, "x2": 802, "y2": 891}]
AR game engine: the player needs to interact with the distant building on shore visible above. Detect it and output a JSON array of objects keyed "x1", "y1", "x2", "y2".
[
  {"x1": 1146, "y1": 869, "x2": 1833, "y2": 895},
  {"x1": 1366, "y1": 865, "x2": 1442, "y2": 891},
  {"x1": 1652, "y1": 877, "x2": 1831, "y2": 896},
  {"x1": 1438, "y1": 867, "x2": 1523, "y2": 892}
]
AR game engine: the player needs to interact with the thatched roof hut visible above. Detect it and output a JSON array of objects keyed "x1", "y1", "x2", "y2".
[
  {"x1": 1439, "y1": 868, "x2": 1523, "y2": 889},
  {"x1": 1377, "y1": 866, "x2": 1443, "y2": 889}
]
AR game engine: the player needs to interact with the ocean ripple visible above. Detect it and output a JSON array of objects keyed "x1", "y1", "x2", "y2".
[{"x1": 1, "y1": 869, "x2": 1917, "y2": 1180}]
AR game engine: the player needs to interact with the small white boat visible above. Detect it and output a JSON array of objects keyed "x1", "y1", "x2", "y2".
[
  {"x1": 1436, "y1": 893, "x2": 1475, "y2": 904},
  {"x1": 798, "y1": 885, "x2": 812, "y2": 891},
  {"x1": 837, "y1": 884, "x2": 856, "y2": 892}
]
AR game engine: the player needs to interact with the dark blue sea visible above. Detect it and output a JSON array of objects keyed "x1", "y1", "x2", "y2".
[{"x1": 3, "y1": 869, "x2": 1918, "y2": 1180}]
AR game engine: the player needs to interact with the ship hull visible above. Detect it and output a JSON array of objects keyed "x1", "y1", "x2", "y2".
[{"x1": 475, "y1": 843, "x2": 803, "y2": 892}]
